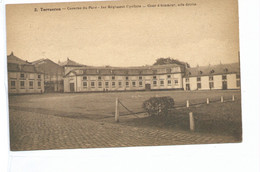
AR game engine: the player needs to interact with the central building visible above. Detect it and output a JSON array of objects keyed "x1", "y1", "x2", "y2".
[{"x1": 63, "y1": 64, "x2": 185, "y2": 92}]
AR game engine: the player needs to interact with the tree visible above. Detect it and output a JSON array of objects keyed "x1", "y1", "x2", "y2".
[{"x1": 153, "y1": 57, "x2": 190, "y2": 68}]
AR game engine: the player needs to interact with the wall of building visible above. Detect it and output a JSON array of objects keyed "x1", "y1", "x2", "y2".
[
  {"x1": 227, "y1": 74, "x2": 240, "y2": 89},
  {"x1": 8, "y1": 72, "x2": 44, "y2": 94},
  {"x1": 183, "y1": 74, "x2": 240, "y2": 91},
  {"x1": 64, "y1": 72, "x2": 184, "y2": 93}
]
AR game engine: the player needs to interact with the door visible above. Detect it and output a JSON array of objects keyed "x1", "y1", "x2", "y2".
[
  {"x1": 70, "y1": 83, "x2": 75, "y2": 92},
  {"x1": 186, "y1": 84, "x2": 190, "y2": 90},
  {"x1": 222, "y1": 81, "x2": 227, "y2": 90},
  {"x1": 145, "y1": 84, "x2": 151, "y2": 91}
]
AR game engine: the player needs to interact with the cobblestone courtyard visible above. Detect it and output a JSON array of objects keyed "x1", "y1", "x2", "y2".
[
  {"x1": 9, "y1": 90, "x2": 241, "y2": 151},
  {"x1": 9, "y1": 109, "x2": 238, "y2": 151}
]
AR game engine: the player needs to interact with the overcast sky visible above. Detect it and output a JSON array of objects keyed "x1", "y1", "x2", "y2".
[{"x1": 6, "y1": 0, "x2": 239, "y2": 67}]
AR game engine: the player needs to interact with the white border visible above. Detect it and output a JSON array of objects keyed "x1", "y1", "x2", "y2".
[{"x1": 1, "y1": 0, "x2": 260, "y2": 171}]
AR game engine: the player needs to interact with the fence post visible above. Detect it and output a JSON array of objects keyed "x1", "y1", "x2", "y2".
[
  {"x1": 186, "y1": 100, "x2": 189, "y2": 108},
  {"x1": 115, "y1": 98, "x2": 119, "y2": 122},
  {"x1": 189, "y1": 112, "x2": 195, "y2": 131},
  {"x1": 232, "y1": 95, "x2": 235, "y2": 101},
  {"x1": 206, "y1": 98, "x2": 209, "y2": 104},
  {"x1": 221, "y1": 96, "x2": 224, "y2": 103}
]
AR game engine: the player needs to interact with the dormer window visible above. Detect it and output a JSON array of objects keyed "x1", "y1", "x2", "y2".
[
  {"x1": 210, "y1": 70, "x2": 215, "y2": 74},
  {"x1": 224, "y1": 68, "x2": 228, "y2": 72},
  {"x1": 199, "y1": 71, "x2": 203, "y2": 74}
]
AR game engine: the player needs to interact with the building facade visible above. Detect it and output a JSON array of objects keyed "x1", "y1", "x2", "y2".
[
  {"x1": 63, "y1": 64, "x2": 185, "y2": 92},
  {"x1": 32, "y1": 59, "x2": 64, "y2": 92},
  {"x1": 183, "y1": 63, "x2": 240, "y2": 91}
]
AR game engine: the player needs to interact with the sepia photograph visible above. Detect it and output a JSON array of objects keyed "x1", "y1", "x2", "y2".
[{"x1": 6, "y1": 0, "x2": 242, "y2": 151}]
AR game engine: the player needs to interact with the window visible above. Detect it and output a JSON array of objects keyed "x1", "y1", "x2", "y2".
[
  {"x1": 38, "y1": 81, "x2": 41, "y2": 88},
  {"x1": 237, "y1": 80, "x2": 240, "y2": 87},
  {"x1": 174, "y1": 80, "x2": 178, "y2": 85},
  {"x1": 126, "y1": 81, "x2": 129, "y2": 87},
  {"x1": 105, "y1": 82, "x2": 109, "y2": 88},
  {"x1": 20, "y1": 81, "x2": 25, "y2": 88},
  {"x1": 98, "y1": 76, "x2": 101, "y2": 80},
  {"x1": 91, "y1": 82, "x2": 95, "y2": 87},
  {"x1": 209, "y1": 82, "x2": 214, "y2": 89},
  {"x1": 197, "y1": 77, "x2": 201, "y2": 82},
  {"x1": 38, "y1": 74, "x2": 41, "y2": 79},
  {"x1": 167, "y1": 75, "x2": 171, "y2": 79},
  {"x1": 160, "y1": 80, "x2": 164, "y2": 86},
  {"x1": 11, "y1": 81, "x2": 16, "y2": 89},
  {"x1": 153, "y1": 76, "x2": 157, "y2": 79},
  {"x1": 132, "y1": 81, "x2": 136, "y2": 87},
  {"x1": 236, "y1": 74, "x2": 240, "y2": 79},
  {"x1": 139, "y1": 81, "x2": 143, "y2": 87},
  {"x1": 112, "y1": 82, "x2": 115, "y2": 87},
  {"x1": 83, "y1": 76, "x2": 87, "y2": 80},
  {"x1": 139, "y1": 76, "x2": 142, "y2": 80},
  {"x1": 98, "y1": 82, "x2": 102, "y2": 88},
  {"x1": 222, "y1": 75, "x2": 227, "y2": 80},
  {"x1": 112, "y1": 76, "x2": 115, "y2": 80},
  {"x1": 168, "y1": 80, "x2": 171, "y2": 85},
  {"x1": 83, "y1": 81, "x2": 87, "y2": 87},
  {"x1": 185, "y1": 78, "x2": 189, "y2": 82},
  {"x1": 209, "y1": 76, "x2": 214, "y2": 81},
  {"x1": 119, "y1": 82, "x2": 122, "y2": 87},
  {"x1": 153, "y1": 80, "x2": 157, "y2": 86},
  {"x1": 20, "y1": 73, "x2": 25, "y2": 78},
  {"x1": 197, "y1": 83, "x2": 201, "y2": 89},
  {"x1": 126, "y1": 76, "x2": 129, "y2": 80},
  {"x1": 29, "y1": 81, "x2": 34, "y2": 89}
]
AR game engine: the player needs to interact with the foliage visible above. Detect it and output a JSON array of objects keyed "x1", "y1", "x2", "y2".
[
  {"x1": 142, "y1": 96, "x2": 174, "y2": 117},
  {"x1": 153, "y1": 57, "x2": 190, "y2": 68}
]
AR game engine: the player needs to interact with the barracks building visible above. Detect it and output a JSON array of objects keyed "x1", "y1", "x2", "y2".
[
  {"x1": 7, "y1": 52, "x2": 44, "y2": 94},
  {"x1": 7, "y1": 52, "x2": 240, "y2": 94}
]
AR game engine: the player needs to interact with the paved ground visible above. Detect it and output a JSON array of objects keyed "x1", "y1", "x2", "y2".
[{"x1": 9, "y1": 107, "x2": 238, "y2": 151}]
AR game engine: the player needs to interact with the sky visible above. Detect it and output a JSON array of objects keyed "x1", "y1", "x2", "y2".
[{"x1": 6, "y1": 0, "x2": 239, "y2": 67}]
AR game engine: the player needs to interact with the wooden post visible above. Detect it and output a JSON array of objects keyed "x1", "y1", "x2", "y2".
[
  {"x1": 221, "y1": 96, "x2": 224, "y2": 103},
  {"x1": 206, "y1": 98, "x2": 209, "y2": 104},
  {"x1": 186, "y1": 100, "x2": 189, "y2": 108},
  {"x1": 232, "y1": 95, "x2": 235, "y2": 101},
  {"x1": 115, "y1": 98, "x2": 119, "y2": 122},
  {"x1": 189, "y1": 112, "x2": 195, "y2": 131}
]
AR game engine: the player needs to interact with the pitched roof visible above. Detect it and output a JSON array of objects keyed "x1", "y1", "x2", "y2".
[
  {"x1": 8, "y1": 63, "x2": 40, "y2": 73},
  {"x1": 58, "y1": 58, "x2": 86, "y2": 67},
  {"x1": 31, "y1": 58, "x2": 64, "y2": 75},
  {"x1": 185, "y1": 63, "x2": 240, "y2": 77},
  {"x1": 65, "y1": 63, "x2": 184, "y2": 76},
  {"x1": 7, "y1": 52, "x2": 30, "y2": 65}
]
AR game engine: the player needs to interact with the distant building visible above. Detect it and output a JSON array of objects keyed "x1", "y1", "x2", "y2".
[
  {"x1": 58, "y1": 58, "x2": 86, "y2": 75},
  {"x1": 32, "y1": 59, "x2": 64, "y2": 92},
  {"x1": 183, "y1": 63, "x2": 240, "y2": 90},
  {"x1": 63, "y1": 64, "x2": 185, "y2": 92},
  {"x1": 7, "y1": 52, "x2": 44, "y2": 94}
]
